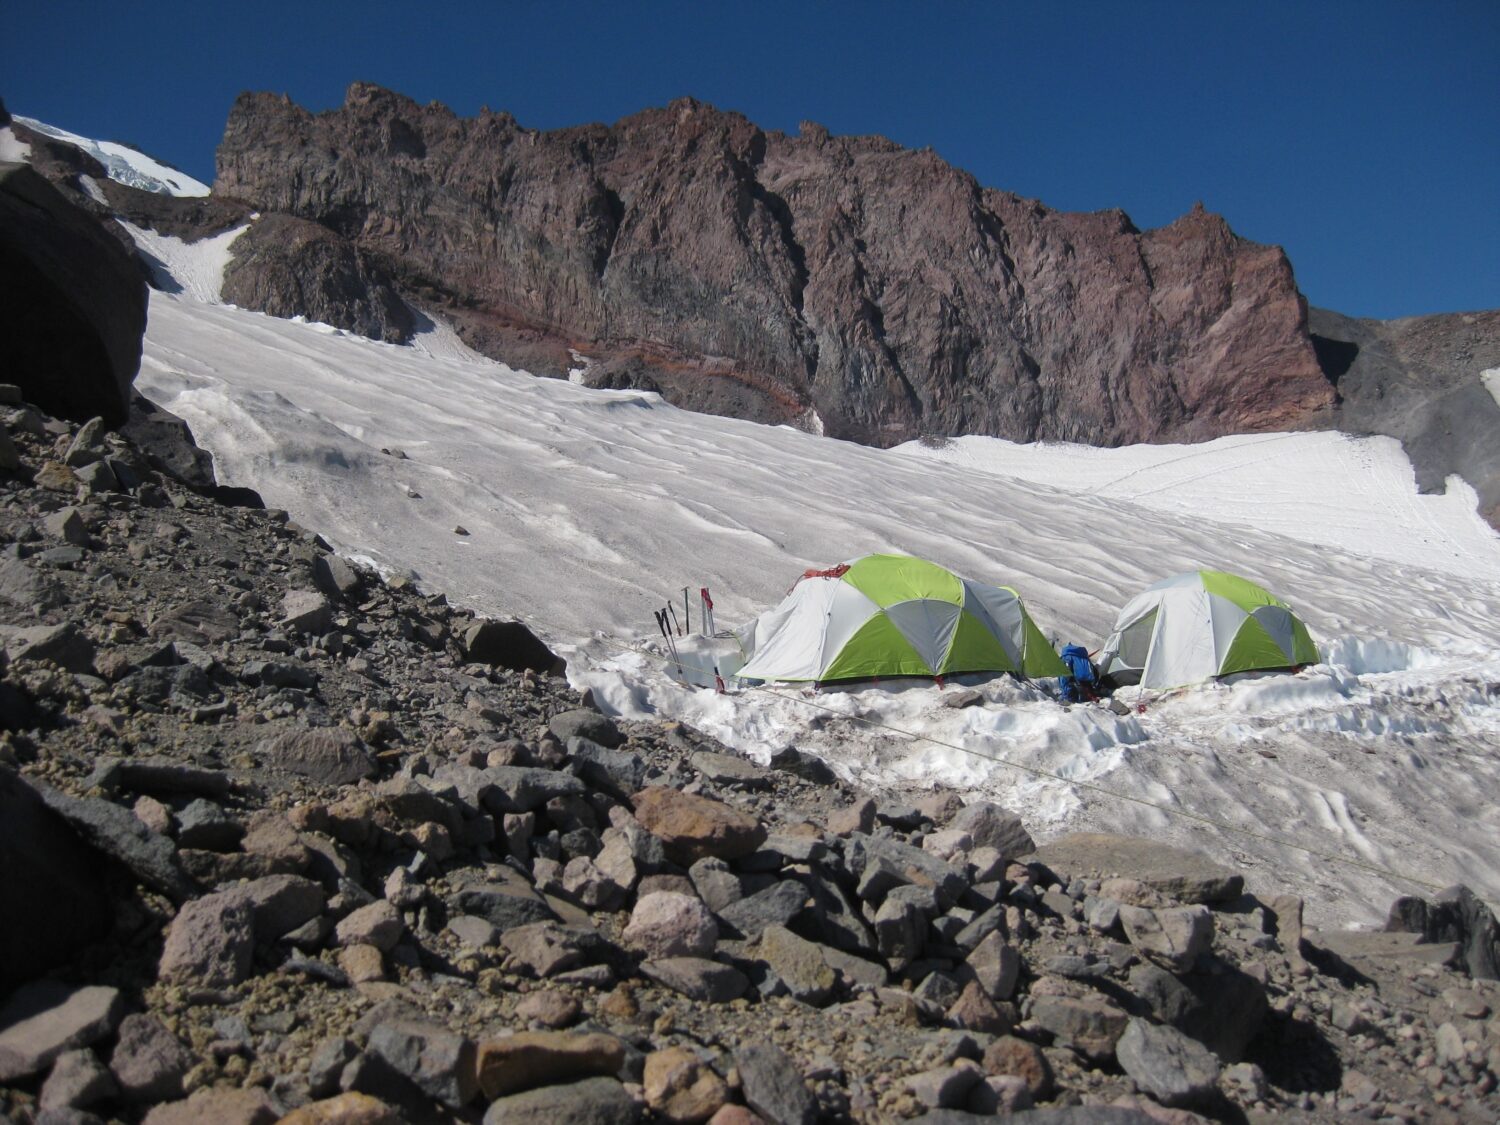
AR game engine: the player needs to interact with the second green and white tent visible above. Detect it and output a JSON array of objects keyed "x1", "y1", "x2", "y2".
[
  {"x1": 735, "y1": 553, "x2": 1065, "y2": 684},
  {"x1": 1099, "y1": 569, "x2": 1319, "y2": 690}
]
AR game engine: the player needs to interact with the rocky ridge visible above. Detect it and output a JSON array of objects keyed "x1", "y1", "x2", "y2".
[
  {"x1": 0, "y1": 392, "x2": 1497, "y2": 1124},
  {"x1": 207, "y1": 83, "x2": 1334, "y2": 448}
]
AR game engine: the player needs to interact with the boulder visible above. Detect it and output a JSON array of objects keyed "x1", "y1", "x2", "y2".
[
  {"x1": 259, "y1": 727, "x2": 376, "y2": 786},
  {"x1": 644, "y1": 1046, "x2": 730, "y2": 1123},
  {"x1": 948, "y1": 803, "x2": 1034, "y2": 861},
  {"x1": 0, "y1": 983, "x2": 125, "y2": 1083},
  {"x1": 0, "y1": 162, "x2": 145, "y2": 424},
  {"x1": 624, "y1": 892, "x2": 718, "y2": 959},
  {"x1": 364, "y1": 1020, "x2": 478, "y2": 1109},
  {"x1": 734, "y1": 1042, "x2": 816, "y2": 1125},
  {"x1": 1034, "y1": 834, "x2": 1244, "y2": 905},
  {"x1": 463, "y1": 619, "x2": 561, "y2": 674},
  {"x1": 550, "y1": 709, "x2": 624, "y2": 747},
  {"x1": 481, "y1": 1076, "x2": 640, "y2": 1125},
  {"x1": 1385, "y1": 883, "x2": 1500, "y2": 981},
  {"x1": 631, "y1": 786, "x2": 767, "y2": 864},
  {"x1": 33, "y1": 782, "x2": 198, "y2": 902},
  {"x1": 108, "y1": 1013, "x2": 193, "y2": 1103},
  {"x1": 139, "y1": 1087, "x2": 278, "y2": 1125},
  {"x1": 1114, "y1": 1019, "x2": 1221, "y2": 1108},
  {"x1": 1118, "y1": 904, "x2": 1213, "y2": 972},
  {"x1": 1028, "y1": 993, "x2": 1130, "y2": 1063},
  {"x1": 0, "y1": 768, "x2": 112, "y2": 995},
  {"x1": 750, "y1": 925, "x2": 837, "y2": 1005},
  {"x1": 39, "y1": 1048, "x2": 117, "y2": 1112},
  {"x1": 474, "y1": 1031, "x2": 627, "y2": 1099},
  {"x1": 639, "y1": 958, "x2": 748, "y2": 1003},
  {"x1": 158, "y1": 892, "x2": 255, "y2": 986}
]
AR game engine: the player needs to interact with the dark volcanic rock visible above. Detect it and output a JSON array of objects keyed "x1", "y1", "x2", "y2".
[
  {"x1": 1310, "y1": 306, "x2": 1500, "y2": 529},
  {"x1": 120, "y1": 393, "x2": 217, "y2": 489},
  {"x1": 0, "y1": 162, "x2": 146, "y2": 425},
  {"x1": 0, "y1": 769, "x2": 113, "y2": 996},
  {"x1": 214, "y1": 83, "x2": 1333, "y2": 448},
  {"x1": 220, "y1": 214, "x2": 414, "y2": 344}
]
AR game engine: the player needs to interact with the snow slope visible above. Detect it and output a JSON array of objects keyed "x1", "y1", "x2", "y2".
[
  {"x1": 132, "y1": 232, "x2": 1500, "y2": 928},
  {"x1": 12, "y1": 115, "x2": 210, "y2": 197}
]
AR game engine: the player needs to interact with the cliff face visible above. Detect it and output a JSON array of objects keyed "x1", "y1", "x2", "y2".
[{"x1": 214, "y1": 84, "x2": 1333, "y2": 445}]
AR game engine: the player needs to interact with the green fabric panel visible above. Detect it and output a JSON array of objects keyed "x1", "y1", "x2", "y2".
[
  {"x1": 940, "y1": 610, "x2": 1019, "y2": 674},
  {"x1": 1219, "y1": 615, "x2": 1293, "y2": 676},
  {"x1": 843, "y1": 554, "x2": 963, "y2": 608},
  {"x1": 1018, "y1": 610, "x2": 1068, "y2": 678},
  {"x1": 1290, "y1": 616, "x2": 1320, "y2": 664},
  {"x1": 1199, "y1": 569, "x2": 1286, "y2": 613},
  {"x1": 820, "y1": 611, "x2": 934, "y2": 681}
]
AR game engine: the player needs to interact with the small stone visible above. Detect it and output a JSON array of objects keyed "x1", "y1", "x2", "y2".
[
  {"x1": 260, "y1": 728, "x2": 376, "y2": 786},
  {"x1": 639, "y1": 958, "x2": 748, "y2": 1003},
  {"x1": 280, "y1": 589, "x2": 334, "y2": 635},
  {"x1": 623, "y1": 892, "x2": 718, "y2": 959},
  {"x1": 516, "y1": 990, "x2": 582, "y2": 1028},
  {"x1": 965, "y1": 1074, "x2": 1033, "y2": 1115},
  {"x1": 904, "y1": 1060, "x2": 982, "y2": 1109},
  {"x1": 364, "y1": 1019, "x2": 478, "y2": 1109},
  {"x1": 277, "y1": 1091, "x2": 406, "y2": 1124},
  {"x1": 159, "y1": 893, "x2": 254, "y2": 986},
  {"x1": 947, "y1": 980, "x2": 1010, "y2": 1034},
  {"x1": 735, "y1": 1042, "x2": 815, "y2": 1125},
  {"x1": 474, "y1": 1031, "x2": 627, "y2": 1099},
  {"x1": 644, "y1": 1046, "x2": 730, "y2": 1123},
  {"x1": 109, "y1": 1013, "x2": 192, "y2": 1103},
  {"x1": 1119, "y1": 904, "x2": 1214, "y2": 971},
  {"x1": 39, "y1": 1048, "x2": 117, "y2": 1111},
  {"x1": 139, "y1": 1087, "x2": 278, "y2": 1125},
  {"x1": 480, "y1": 1075, "x2": 638, "y2": 1125},
  {"x1": 827, "y1": 799, "x2": 876, "y2": 836},
  {"x1": 1115, "y1": 1018, "x2": 1221, "y2": 1108},
  {"x1": 338, "y1": 944, "x2": 386, "y2": 984},
  {"x1": 962, "y1": 930, "x2": 1020, "y2": 1000},
  {"x1": 447, "y1": 914, "x2": 499, "y2": 949},
  {"x1": 750, "y1": 925, "x2": 837, "y2": 1005},
  {"x1": 335, "y1": 900, "x2": 404, "y2": 952},
  {"x1": 0, "y1": 984, "x2": 125, "y2": 1082},
  {"x1": 981, "y1": 1036, "x2": 1053, "y2": 1100},
  {"x1": 501, "y1": 922, "x2": 599, "y2": 977}
]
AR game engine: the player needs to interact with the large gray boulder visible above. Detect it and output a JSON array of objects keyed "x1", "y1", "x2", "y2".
[
  {"x1": 0, "y1": 769, "x2": 112, "y2": 995},
  {"x1": 0, "y1": 161, "x2": 146, "y2": 425}
]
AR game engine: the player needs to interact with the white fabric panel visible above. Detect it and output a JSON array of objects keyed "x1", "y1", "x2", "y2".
[
  {"x1": 736, "y1": 578, "x2": 869, "y2": 681},
  {"x1": 961, "y1": 581, "x2": 1026, "y2": 667},
  {"x1": 885, "y1": 599, "x2": 961, "y2": 670},
  {"x1": 1141, "y1": 587, "x2": 1219, "y2": 688},
  {"x1": 1250, "y1": 604, "x2": 1298, "y2": 659},
  {"x1": 1103, "y1": 606, "x2": 1158, "y2": 676},
  {"x1": 1206, "y1": 592, "x2": 1250, "y2": 671},
  {"x1": 817, "y1": 582, "x2": 886, "y2": 671}
]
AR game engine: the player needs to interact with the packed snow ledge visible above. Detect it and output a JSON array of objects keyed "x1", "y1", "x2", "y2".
[{"x1": 132, "y1": 234, "x2": 1500, "y2": 930}]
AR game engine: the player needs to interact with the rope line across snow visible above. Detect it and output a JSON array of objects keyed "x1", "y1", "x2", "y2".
[{"x1": 596, "y1": 635, "x2": 1447, "y2": 895}]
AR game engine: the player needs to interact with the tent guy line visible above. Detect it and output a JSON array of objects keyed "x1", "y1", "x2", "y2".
[{"x1": 585, "y1": 630, "x2": 1447, "y2": 897}]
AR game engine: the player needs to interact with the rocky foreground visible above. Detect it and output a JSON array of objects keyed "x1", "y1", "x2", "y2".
[{"x1": 0, "y1": 396, "x2": 1498, "y2": 1125}]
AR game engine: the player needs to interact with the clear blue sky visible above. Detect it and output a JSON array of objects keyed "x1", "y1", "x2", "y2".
[{"x1": 4, "y1": 1, "x2": 1496, "y2": 319}]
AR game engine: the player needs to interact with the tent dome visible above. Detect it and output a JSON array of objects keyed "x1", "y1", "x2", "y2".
[
  {"x1": 735, "y1": 553, "x2": 1065, "y2": 684},
  {"x1": 1099, "y1": 569, "x2": 1318, "y2": 690}
]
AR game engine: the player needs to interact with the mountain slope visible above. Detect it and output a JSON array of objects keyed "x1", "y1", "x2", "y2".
[{"x1": 212, "y1": 83, "x2": 1333, "y2": 447}]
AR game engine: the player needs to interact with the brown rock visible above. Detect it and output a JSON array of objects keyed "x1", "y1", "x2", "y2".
[
  {"x1": 0, "y1": 983, "x2": 125, "y2": 1083},
  {"x1": 706, "y1": 1108, "x2": 764, "y2": 1125},
  {"x1": 947, "y1": 980, "x2": 1011, "y2": 1034},
  {"x1": 630, "y1": 787, "x2": 766, "y2": 865},
  {"x1": 215, "y1": 85, "x2": 1332, "y2": 450},
  {"x1": 109, "y1": 1013, "x2": 192, "y2": 1103},
  {"x1": 140, "y1": 1087, "x2": 278, "y2": 1125},
  {"x1": 158, "y1": 892, "x2": 255, "y2": 986},
  {"x1": 644, "y1": 1046, "x2": 730, "y2": 1123},
  {"x1": 474, "y1": 1031, "x2": 627, "y2": 1099},
  {"x1": 338, "y1": 943, "x2": 386, "y2": 983},
  {"x1": 981, "y1": 1035, "x2": 1054, "y2": 1100},
  {"x1": 277, "y1": 1091, "x2": 406, "y2": 1124},
  {"x1": 334, "y1": 900, "x2": 404, "y2": 952},
  {"x1": 515, "y1": 990, "x2": 582, "y2": 1028}
]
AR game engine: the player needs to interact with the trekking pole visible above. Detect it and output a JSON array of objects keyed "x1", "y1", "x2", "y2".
[
  {"x1": 713, "y1": 665, "x2": 726, "y2": 694},
  {"x1": 700, "y1": 587, "x2": 715, "y2": 636},
  {"x1": 667, "y1": 602, "x2": 683, "y2": 638},
  {"x1": 681, "y1": 587, "x2": 692, "y2": 635},
  {"x1": 655, "y1": 609, "x2": 681, "y2": 668}
]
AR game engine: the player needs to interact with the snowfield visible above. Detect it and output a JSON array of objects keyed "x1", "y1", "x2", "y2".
[
  {"x1": 11, "y1": 115, "x2": 211, "y2": 197},
  {"x1": 132, "y1": 225, "x2": 1500, "y2": 929}
]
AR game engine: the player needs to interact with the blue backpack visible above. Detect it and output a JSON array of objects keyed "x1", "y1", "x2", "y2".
[{"x1": 1058, "y1": 644, "x2": 1098, "y2": 703}]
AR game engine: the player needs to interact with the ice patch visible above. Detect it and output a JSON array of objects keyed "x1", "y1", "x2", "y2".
[
  {"x1": 13, "y1": 115, "x2": 210, "y2": 196},
  {"x1": 1484, "y1": 367, "x2": 1500, "y2": 409},
  {"x1": 120, "y1": 221, "x2": 249, "y2": 304},
  {"x1": 0, "y1": 125, "x2": 31, "y2": 163}
]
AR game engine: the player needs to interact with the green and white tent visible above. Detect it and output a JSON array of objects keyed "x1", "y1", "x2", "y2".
[
  {"x1": 735, "y1": 553, "x2": 1065, "y2": 684},
  {"x1": 1099, "y1": 569, "x2": 1319, "y2": 690}
]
